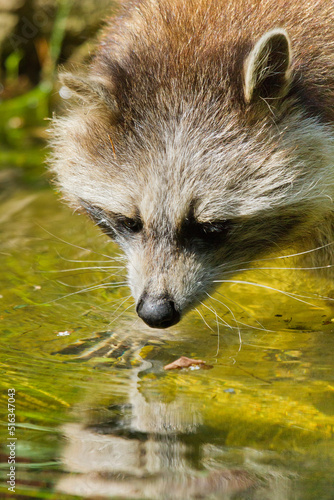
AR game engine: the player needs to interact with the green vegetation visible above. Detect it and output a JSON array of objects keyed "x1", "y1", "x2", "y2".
[{"x1": 0, "y1": 0, "x2": 115, "y2": 185}]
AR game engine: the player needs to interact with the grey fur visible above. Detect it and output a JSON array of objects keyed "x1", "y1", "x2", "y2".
[{"x1": 49, "y1": 0, "x2": 334, "y2": 326}]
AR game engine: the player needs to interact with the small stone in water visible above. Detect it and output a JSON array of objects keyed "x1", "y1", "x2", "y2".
[
  {"x1": 57, "y1": 331, "x2": 71, "y2": 337},
  {"x1": 164, "y1": 356, "x2": 213, "y2": 370},
  {"x1": 224, "y1": 388, "x2": 236, "y2": 394}
]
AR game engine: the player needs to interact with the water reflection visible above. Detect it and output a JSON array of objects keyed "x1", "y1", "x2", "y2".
[
  {"x1": 57, "y1": 358, "x2": 293, "y2": 500},
  {"x1": 0, "y1": 191, "x2": 333, "y2": 499}
]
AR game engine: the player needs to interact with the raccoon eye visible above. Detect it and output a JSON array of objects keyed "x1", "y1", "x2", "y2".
[
  {"x1": 117, "y1": 216, "x2": 142, "y2": 233},
  {"x1": 181, "y1": 217, "x2": 234, "y2": 244},
  {"x1": 194, "y1": 220, "x2": 234, "y2": 240},
  {"x1": 200, "y1": 221, "x2": 232, "y2": 233},
  {"x1": 80, "y1": 201, "x2": 142, "y2": 237}
]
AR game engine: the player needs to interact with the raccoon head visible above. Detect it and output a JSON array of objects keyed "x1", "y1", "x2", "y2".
[{"x1": 50, "y1": 28, "x2": 334, "y2": 328}]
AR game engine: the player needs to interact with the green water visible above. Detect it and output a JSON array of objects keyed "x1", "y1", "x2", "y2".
[
  {"x1": 0, "y1": 188, "x2": 333, "y2": 498},
  {"x1": 0, "y1": 186, "x2": 333, "y2": 499}
]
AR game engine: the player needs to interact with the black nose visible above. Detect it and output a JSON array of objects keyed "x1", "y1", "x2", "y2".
[{"x1": 136, "y1": 295, "x2": 180, "y2": 329}]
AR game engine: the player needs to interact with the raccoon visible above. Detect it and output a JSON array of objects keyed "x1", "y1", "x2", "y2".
[{"x1": 49, "y1": 0, "x2": 334, "y2": 329}]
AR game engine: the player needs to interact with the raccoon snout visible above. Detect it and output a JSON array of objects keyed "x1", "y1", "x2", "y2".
[{"x1": 136, "y1": 294, "x2": 180, "y2": 329}]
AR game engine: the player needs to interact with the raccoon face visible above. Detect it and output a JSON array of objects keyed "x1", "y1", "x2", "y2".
[
  {"x1": 80, "y1": 199, "x2": 305, "y2": 329},
  {"x1": 50, "y1": 25, "x2": 334, "y2": 328}
]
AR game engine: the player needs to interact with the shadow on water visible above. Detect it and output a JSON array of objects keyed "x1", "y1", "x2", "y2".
[{"x1": 0, "y1": 187, "x2": 333, "y2": 499}]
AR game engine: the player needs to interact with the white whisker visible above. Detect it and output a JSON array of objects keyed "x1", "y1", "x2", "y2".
[
  {"x1": 108, "y1": 294, "x2": 133, "y2": 317},
  {"x1": 44, "y1": 281, "x2": 127, "y2": 304},
  {"x1": 54, "y1": 255, "x2": 125, "y2": 263},
  {"x1": 199, "y1": 301, "x2": 232, "y2": 330},
  {"x1": 218, "y1": 241, "x2": 334, "y2": 271},
  {"x1": 214, "y1": 291, "x2": 274, "y2": 333},
  {"x1": 213, "y1": 279, "x2": 326, "y2": 307},
  {"x1": 199, "y1": 301, "x2": 223, "y2": 357},
  {"x1": 106, "y1": 300, "x2": 135, "y2": 327},
  {"x1": 194, "y1": 307, "x2": 216, "y2": 332},
  {"x1": 43, "y1": 265, "x2": 125, "y2": 273},
  {"x1": 222, "y1": 264, "x2": 334, "y2": 274},
  {"x1": 54, "y1": 274, "x2": 126, "y2": 289},
  {"x1": 206, "y1": 293, "x2": 242, "y2": 352},
  {"x1": 37, "y1": 224, "x2": 118, "y2": 260}
]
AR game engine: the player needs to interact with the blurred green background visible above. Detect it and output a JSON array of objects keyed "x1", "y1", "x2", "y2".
[{"x1": 0, "y1": 0, "x2": 116, "y2": 194}]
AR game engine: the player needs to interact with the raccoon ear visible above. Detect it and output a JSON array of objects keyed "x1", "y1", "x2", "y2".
[
  {"x1": 59, "y1": 72, "x2": 116, "y2": 108},
  {"x1": 244, "y1": 28, "x2": 292, "y2": 104}
]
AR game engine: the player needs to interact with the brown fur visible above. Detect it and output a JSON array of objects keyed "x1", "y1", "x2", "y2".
[
  {"x1": 93, "y1": 0, "x2": 334, "y2": 122},
  {"x1": 49, "y1": 0, "x2": 334, "y2": 327}
]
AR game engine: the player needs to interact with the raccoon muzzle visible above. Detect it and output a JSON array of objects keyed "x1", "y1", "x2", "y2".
[{"x1": 136, "y1": 294, "x2": 180, "y2": 329}]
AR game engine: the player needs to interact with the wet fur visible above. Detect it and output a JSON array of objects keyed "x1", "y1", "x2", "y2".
[{"x1": 49, "y1": 0, "x2": 334, "y2": 323}]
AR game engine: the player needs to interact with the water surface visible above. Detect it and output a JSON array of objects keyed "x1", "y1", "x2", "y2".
[{"x1": 0, "y1": 187, "x2": 333, "y2": 499}]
